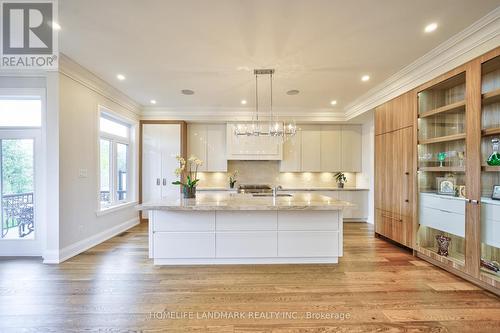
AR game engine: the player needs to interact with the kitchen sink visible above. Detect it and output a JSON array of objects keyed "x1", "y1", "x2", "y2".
[{"x1": 252, "y1": 193, "x2": 293, "y2": 197}]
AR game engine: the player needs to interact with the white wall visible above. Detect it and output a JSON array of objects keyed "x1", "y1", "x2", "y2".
[
  {"x1": 58, "y1": 56, "x2": 141, "y2": 257},
  {"x1": 355, "y1": 111, "x2": 374, "y2": 224}
]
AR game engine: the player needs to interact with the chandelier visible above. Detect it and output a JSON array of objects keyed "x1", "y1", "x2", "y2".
[{"x1": 234, "y1": 69, "x2": 297, "y2": 139}]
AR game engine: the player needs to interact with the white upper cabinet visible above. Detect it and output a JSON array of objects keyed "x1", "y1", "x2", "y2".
[
  {"x1": 206, "y1": 124, "x2": 227, "y2": 171},
  {"x1": 187, "y1": 124, "x2": 227, "y2": 172},
  {"x1": 320, "y1": 125, "x2": 342, "y2": 172},
  {"x1": 341, "y1": 125, "x2": 362, "y2": 172},
  {"x1": 280, "y1": 124, "x2": 362, "y2": 172},
  {"x1": 226, "y1": 124, "x2": 283, "y2": 160},
  {"x1": 280, "y1": 130, "x2": 301, "y2": 172},
  {"x1": 187, "y1": 124, "x2": 207, "y2": 171},
  {"x1": 300, "y1": 125, "x2": 321, "y2": 171}
]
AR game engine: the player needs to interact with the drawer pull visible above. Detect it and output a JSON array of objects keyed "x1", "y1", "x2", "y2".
[
  {"x1": 438, "y1": 209, "x2": 455, "y2": 214},
  {"x1": 382, "y1": 214, "x2": 403, "y2": 222}
]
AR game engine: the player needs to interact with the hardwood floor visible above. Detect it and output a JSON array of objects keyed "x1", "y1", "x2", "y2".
[{"x1": 1, "y1": 222, "x2": 499, "y2": 332}]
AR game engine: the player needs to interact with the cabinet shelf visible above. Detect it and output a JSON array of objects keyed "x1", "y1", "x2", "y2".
[
  {"x1": 418, "y1": 166, "x2": 465, "y2": 172},
  {"x1": 419, "y1": 100, "x2": 465, "y2": 119},
  {"x1": 418, "y1": 133, "x2": 466, "y2": 145},
  {"x1": 482, "y1": 88, "x2": 500, "y2": 105},
  {"x1": 482, "y1": 127, "x2": 500, "y2": 137},
  {"x1": 482, "y1": 165, "x2": 500, "y2": 172}
]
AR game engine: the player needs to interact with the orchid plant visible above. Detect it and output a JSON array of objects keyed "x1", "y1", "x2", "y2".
[
  {"x1": 172, "y1": 155, "x2": 203, "y2": 189},
  {"x1": 229, "y1": 170, "x2": 238, "y2": 188}
]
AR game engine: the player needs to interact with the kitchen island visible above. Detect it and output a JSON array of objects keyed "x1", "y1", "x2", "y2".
[{"x1": 139, "y1": 192, "x2": 352, "y2": 265}]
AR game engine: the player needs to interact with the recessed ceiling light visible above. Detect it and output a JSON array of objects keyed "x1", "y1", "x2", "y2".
[
  {"x1": 287, "y1": 89, "x2": 300, "y2": 95},
  {"x1": 116, "y1": 74, "x2": 126, "y2": 81},
  {"x1": 241, "y1": 100, "x2": 247, "y2": 105},
  {"x1": 50, "y1": 21, "x2": 61, "y2": 30},
  {"x1": 361, "y1": 75, "x2": 370, "y2": 82},
  {"x1": 181, "y1": 89, "x2": 195, "y2": 95},
  {"x1": 330, "y1": 100, "x2": 337, "y2": 106},
  {"x1": 150, "y1": 99, "x2": 157, "y2": 105},
  {"x1": 424, "y1": 22, "x2": 438, "y2": 33}
]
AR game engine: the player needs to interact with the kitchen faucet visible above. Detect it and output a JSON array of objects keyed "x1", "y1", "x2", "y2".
[{"x1": 272, "y1": 185, "x2": 283, "y2": 198}]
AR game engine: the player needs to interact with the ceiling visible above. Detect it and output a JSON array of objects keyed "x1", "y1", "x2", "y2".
[{"x1": 59, "y1": 0, "x2": 500, "y2": 113}]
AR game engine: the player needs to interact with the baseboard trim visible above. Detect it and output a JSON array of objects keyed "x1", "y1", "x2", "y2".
[
  {"x1": 416, "y1": 252, "x2": 500, "y2": 297},
  {"x1": 154, "y1": 257, "x2": 339, "y2": 265},
  {"x1": 44, "y1": 217, "x2": 139, "y2": 264}
]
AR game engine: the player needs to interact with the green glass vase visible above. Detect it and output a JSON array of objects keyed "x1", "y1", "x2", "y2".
[{"x1": 487, "y1": 138, "x2": 500, "y2": 166}]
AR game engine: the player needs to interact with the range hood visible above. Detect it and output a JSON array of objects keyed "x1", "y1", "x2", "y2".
[{"x1": 225, "y1": 124, "x2": 283, "y2": 161}]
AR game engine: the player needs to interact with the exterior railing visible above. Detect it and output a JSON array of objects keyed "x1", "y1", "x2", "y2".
[{"x1": 1, "y1": 192, "x2": 34, "y2": 238}]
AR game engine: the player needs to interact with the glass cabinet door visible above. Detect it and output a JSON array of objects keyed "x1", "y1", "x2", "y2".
[
  {"x1": 417, "y1": 72, "x2": 468, "y2": 267},
  {"x1": 480, "y1": 55, "x2": 500, "y2": 286}
]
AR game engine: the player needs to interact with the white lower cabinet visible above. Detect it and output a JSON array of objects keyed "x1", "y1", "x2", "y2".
[
  {"x1": 419, "y1": 193, "x2": 465, "y2": 238},
  {"x1": 154, "y1": 232, "x2": 215, "y2": 258},
  {"x1": 278, "y1": 231, "x2": 339, "y2": 257},
  {"x1": 216, "y1": 231, "x2": 277, "y2": 258},
  {"x1": 278, "y1": 211, "x2": 338, "y2": 230}
]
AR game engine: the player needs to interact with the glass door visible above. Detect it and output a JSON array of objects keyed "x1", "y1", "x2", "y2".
[
  {"x1": 480, "y1": 55, "x2": 500, "y2": 287},
  {"x1": 416, "y1": 72, "x2": 468, "y2": 268},
  {"x1": 0, "y1": 95, "x2": 42, "y2": 256}
]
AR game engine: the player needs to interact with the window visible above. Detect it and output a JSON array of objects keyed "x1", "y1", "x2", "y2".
[
  {"x1": 99, "y1": 112, "x2": 131, "y2": 208},
  {"x1": 0, "y1": 98, "x2": 42, "y2": 127}
]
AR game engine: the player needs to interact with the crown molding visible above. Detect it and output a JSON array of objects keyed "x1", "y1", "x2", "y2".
[
  {"x1": 344, "y1": 7, "x2": 500, "y2": 120},
  {"x1": 59, "y1": 53, "x2": 142, "y2": 116},
  {"x1": 141, "y1": 106, "x2": 347, "y2": 123}
]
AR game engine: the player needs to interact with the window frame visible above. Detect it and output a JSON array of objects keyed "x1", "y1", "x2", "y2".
[{"x1": 98, "y1": 106, "x2": 133, "y2": 210}]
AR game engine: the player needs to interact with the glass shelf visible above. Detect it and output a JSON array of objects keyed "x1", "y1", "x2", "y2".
[{"x1": 417, "y1": 72, "x2": 467, "y2": 265}]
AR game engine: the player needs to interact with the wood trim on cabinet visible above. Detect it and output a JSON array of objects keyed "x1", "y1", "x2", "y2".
[{"x1": 464, "y1": 59, "x2": 482, "y2": 278}]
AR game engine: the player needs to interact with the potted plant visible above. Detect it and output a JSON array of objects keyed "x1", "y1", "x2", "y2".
[
  {"x1": 334, "y1": 172, "x2": 347, "y2": 188},
  {"x1": 172, "y1": 155, "x2": 203, "y2": 198},
  {"x1": 229, "y1": 170, "x2": 238, "y2": 189}
]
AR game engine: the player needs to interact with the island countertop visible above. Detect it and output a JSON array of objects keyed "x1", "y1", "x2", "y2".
[{"x1": 139, "y1": 192, "x2": 353, "y2": 211}]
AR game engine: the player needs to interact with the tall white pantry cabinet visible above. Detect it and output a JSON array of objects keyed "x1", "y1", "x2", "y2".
[{"x1": 141, "y1": 122, "x2": 185, "y2": 218}]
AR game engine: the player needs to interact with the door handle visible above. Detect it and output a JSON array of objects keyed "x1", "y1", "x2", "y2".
[
  {"x1": 163, "y1": 178, "x2": 167, "y2": 186},
  {"x1": 156, "y1": 178, "x2": 160, "y2": 186},
  {"x1": 404, "y1": 171, "x2": 410, "y2": 203},
  {"x1": 467, "y1": 199, "x2": 480, "y2": 205}
]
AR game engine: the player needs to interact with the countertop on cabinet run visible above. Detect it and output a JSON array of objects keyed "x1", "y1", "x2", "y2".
[
  {"x1": 139, "y1": 193, "x2": 352, "y2": 211},
  {"x1": 196, "y1": 187, "x2": 369, "y2": 191}
]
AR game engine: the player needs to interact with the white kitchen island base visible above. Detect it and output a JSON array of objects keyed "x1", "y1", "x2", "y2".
[{"x1": 143, "y1": 193, "x2": 349, "y2": 265}]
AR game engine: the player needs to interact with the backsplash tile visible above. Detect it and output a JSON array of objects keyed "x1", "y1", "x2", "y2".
[{"x1": 197, "y1": 161, "x2": 357, "y2": 188}]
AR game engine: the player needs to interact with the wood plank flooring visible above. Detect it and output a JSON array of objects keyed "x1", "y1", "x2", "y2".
[{"x1": 1, "y1": 222, "x2": 499, "y2": 332}]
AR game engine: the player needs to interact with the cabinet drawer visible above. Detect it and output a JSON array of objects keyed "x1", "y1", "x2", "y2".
[
  {"x1": 153, "y1": 211, "x2": 215, "y2": 232},
  {"x1": 419, "y1": 193, "x2": 465, "y2": 215},
  {"x1": 278, "y1": 231, "x2": 339, "y2": 257},
  {"x1": 481, "y1": 202, "x2": 500, "y2": 248},
  {"x1": 278, "y1": 211, "x2": 339, "y2": 231},
  {"x1": 216, "y1": 211, "x2": 277, "y2": 231},
  {"x1": 153, "y1": 232, "x2": 215, "y2": 258},
  {"x1": 216, "y1": 231, "x2": 277, "y2": 258},
  {"x1": 419, "y1": 206, "x2": 465, "y2": 238}
]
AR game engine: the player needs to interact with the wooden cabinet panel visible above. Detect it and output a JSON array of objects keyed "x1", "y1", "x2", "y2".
[
  {"x1": 341, "y1": 125, "x2": 362, "y2": 172},
  {"x1": 375, "y1": 91, "x2": 415, "y2": 135},
  {"x1": 301, "y1": 125, "x2": 321, "y2": 171}
]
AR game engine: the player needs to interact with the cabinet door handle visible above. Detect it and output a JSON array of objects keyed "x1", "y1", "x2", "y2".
[
  {"x1": 468, "y1": 199, "x2": 480, "y2": 205},
  {"x1": 404, "y1": 171, "x2": 410, "y2": 203},
  {"x1": 162, "y1": 178, "x2": 167, "y2": 186},
  {"x1": 156, "y1": 178, "x2": 160, "y2": 186},
  {"x1": 382, "y1": 214, "x2": 403, "y2": 222}
]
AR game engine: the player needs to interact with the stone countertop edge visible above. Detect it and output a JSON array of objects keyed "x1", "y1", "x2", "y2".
[{"x1": 196, "y1": 187, "x2": 369, "y2": 191}]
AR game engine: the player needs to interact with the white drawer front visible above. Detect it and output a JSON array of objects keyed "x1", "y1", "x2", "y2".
[
  {"x1": 481, "y1": 203, "x2": 500, "y2": 248},
  {"x1": 154, "y1": 211, "x2": 215, "y2": 232},
  {"x1": 278, "y1": 211, "x2": 339, "y2": 231},
  {"x1": 216, "y1": 231, "x2": 277, "y2": 258},
  {"x1": 420, "y1": 194, "x2": 465, "y2": 215},
  {"x1": 278, "y1": 231, "x2": 339, "y2": 257},
  {"x1": 154, "y1": 232, "x2": 215, "y2": 258},
  {"x1": 419, "y1": 206, "x2": 465, "y2": 238},
  {"x1": 216, "y1": 211, "x2": 277, "y2": 231}
]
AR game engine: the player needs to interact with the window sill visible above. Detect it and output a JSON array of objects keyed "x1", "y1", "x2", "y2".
[{"x1": 96, "y1": 201, "x2": 138, "y2": 217}]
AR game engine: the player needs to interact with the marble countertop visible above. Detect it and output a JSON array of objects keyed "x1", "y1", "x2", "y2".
[{"x1": 139, "y1": 193, "x2": 353, "y2": 211}]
